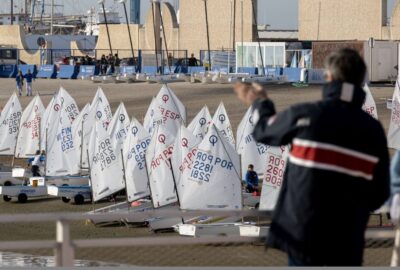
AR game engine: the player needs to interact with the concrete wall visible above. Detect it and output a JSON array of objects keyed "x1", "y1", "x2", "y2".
[
  {"x1": 179, "y1": 0, "x2": 255, "y2": 55},
  {"x1": 299, "y1": 0, "x2": 387, "y2": 41},
  {"x1": 0, "y1": 25, "x2": 41, "y2": 65},
  {"x1": 93, "y1": 0, "x2": 255, "y2": 58}
]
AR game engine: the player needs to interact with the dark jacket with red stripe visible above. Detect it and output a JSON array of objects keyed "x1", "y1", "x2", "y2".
[{"x1": 252, "y1": 81, "x2": 390, "y2": 265}]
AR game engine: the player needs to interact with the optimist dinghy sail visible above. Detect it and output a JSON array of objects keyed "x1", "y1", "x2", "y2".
[
  {"x1": 40, "y1": 95, "x2": 56, "y2": 151},
  {"x1": 388, "y1": 81, "x2": 400, "y2": 149},
  {"x1": 72, "y1": 103, "x2": 91, "y2": 168},
  {"x1": 152, "y1": 84, "x2": 186, "y2": 135},
  {"x1": 180, "y1": 124, "x2": 242, "y2": 210},
  {"x1": 171, "y1": 125, "x2": 199, "y2": 197},
  {"x1": 46, "y1": 100, "x2": 80, "y2": 176},
  {"x1": 146, "y1": 123, "x2": 177, "y2": 208},
  {"x1": 123, "y1": 118, "x2": 151, "y2": 202},
  {"x1": 187, "y1": 106, "x2": 212, "y2": 140},
  {"x1": 88, "y1": 118, "x2": 125, "y2": 202},
  {"x1": 237, "y1": 106, "x2": 268, "y2": 179},
  {"x1": 40, "y1": 87, "x2": 79, "y2": 151},
  {"x1": 212, "y1": 102, "x2": 235, "y2": 148},
  {"x1": 82, "y1": 88, "x2": 113, "y2": 168},
  {"x1": 0, "y1": 93, "x2": 22, "y2": 155},
  {"x1": 259, "y1": 146, "x2": 289, "y2": 210},
  {"x1": 143, "y1": 97, "x2": 157, "y2": 135},
  {"x1": 362, "y1": 84, "x2": 378, "y2": 119},
  {"x1": 15, "y1": 95, "x2": 44, "y2": 158},
  {"x1": 108, "y1": 102, "x2": 130, "y2": 154},
  {"x1": 58, "y1": 87, "x2": 80, "y2": 122}
]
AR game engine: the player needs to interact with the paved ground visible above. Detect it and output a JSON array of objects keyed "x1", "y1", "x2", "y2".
[{"x1": 0, "y1": 78, "x2": 395, "y2": 266}]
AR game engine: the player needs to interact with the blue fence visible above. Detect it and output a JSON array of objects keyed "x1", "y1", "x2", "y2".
[
  {"x1": 36, "y1": 65, "x2": 57, "y2": 79},
  {"x1": 0, "y1": 65, "x2": 17, "y2": 78},
  {"x1": 58, "y1": 65, "x2": 79, "y2": 79},
  {"x1": 78, "y1": 65, "x2": 99, "y2": 78}
]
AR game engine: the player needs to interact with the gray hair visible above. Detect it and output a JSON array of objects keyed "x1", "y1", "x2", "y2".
[{"x1": 324, "y1": 48, "x2": 366, "y2": 86}]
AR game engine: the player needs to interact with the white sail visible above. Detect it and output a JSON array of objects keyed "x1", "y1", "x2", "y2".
[
  {"x1": 40, "y1": 87, "x2": 79, "y2": 152},
  {"x1": 237, "y1": 106, "x2": 268, "y2": 179},
  {"x1": 108, "y1": 102, "x2": 130, "y2": 154},
  {"x1": 180, "y1": 124, "x2": 242, "y2": 210},
  {"x1": 212, "y1": 102, "x2": 235, "y2": 148},
  {"x1": 89, "y1": 118, "x2": 125, "y2": 202},
  {"x1": 40, "y1": 95, "x2": 56, "y2": 151},
  {"x1": 88, "y1": 87, "x2": 113, "y2": 129},
  {"x1": 171, "y1": 125, "x2": 199, "y2": 197},
  {"x1": 58, "y1": 87, "x2": 80, "y2": 123},
  {"x1": 82, "y1": 88, "x2": 113, "y2": 167},
  {"x1": 152, "y1": 84, "x2": 186, "y2": 135},
  {"x1": 259, "y1": 146, "x2": 289, "y2": 210},
  {"x1": 0, "y1": 93, "x2": 22, "y2": 155},
  {"x1": 362, "y1": 84, "x2": 378, "y2": 119},
  {"x1": 146, "y1": 123, "x2": 177, "y2": 208},
  {"x1": 123, "y1": 118, "x2": 151, "y2": 202},
  {"x1": 15, "y1": 95, "x2": 44, "y2": 158},
  {"x1": 72, "y1": 103, "x2": 91, "y2": 168},
  {"x1": 143, "y1": 97, "x2": 157, "y2": 135},
  {"x1": 388, "y1": 81, "x2": 400, "y2": 149},
  {"x1": 46, "y1": 101, "x2": 80, "y2": 176},
  {"x1": 187, "y1": 105, "x2": 212, "y2": 141}
]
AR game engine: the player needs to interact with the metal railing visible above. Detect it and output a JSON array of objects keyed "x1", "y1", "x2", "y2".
[{"x1": 0, "y1": 209, "x2": 396, "y2": 267}]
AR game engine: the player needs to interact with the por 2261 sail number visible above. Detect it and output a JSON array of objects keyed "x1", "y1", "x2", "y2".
[
  {"x1": 190, "y1": 151, "x2": 234, "y2": 182},
  {"x1": 264, "y1": 154, "x2": 285, "y2": 187}
]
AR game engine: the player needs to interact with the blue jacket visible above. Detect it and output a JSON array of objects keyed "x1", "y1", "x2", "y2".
[
  {"x1": 254, "y1": 81, "x2": 390, "y2": 265},
  {"x1": 16, "y1": 75, "x2": 23, "y2": 84},
  {"x1": 25, "y1": 73, "x2": 33, "y2": 83},
  {"x1": 245, "y1": 171, "x2": 259, "y2": 187}
]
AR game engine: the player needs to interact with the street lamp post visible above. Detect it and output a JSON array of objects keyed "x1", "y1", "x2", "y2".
[
  {"x1": 98, "y1": 0, "x2": 113, "y2": 56},
  {"x1": 119, "y1": 0, "x2": 135, "y2": 65}
]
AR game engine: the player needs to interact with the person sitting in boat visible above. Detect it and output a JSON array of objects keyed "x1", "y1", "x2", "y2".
[
  {"x1": 245, "y1": 164, "x2": 259, "y2": 193},
  {"x1": 27, "y1": 150, "x2": 42, "y2": 177},
  {"x1": 188, "y1": 53, "x2": 198, "y2": 67}
]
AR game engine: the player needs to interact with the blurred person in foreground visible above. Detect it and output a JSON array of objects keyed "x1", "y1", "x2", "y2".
[{"x1": 234, "y1": 48, "x2": 390, "y2": 266}]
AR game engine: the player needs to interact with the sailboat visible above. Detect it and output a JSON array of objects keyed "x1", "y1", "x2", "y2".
[{"x1": 176, "y1": 124, "x2": 243, "y2": 236}]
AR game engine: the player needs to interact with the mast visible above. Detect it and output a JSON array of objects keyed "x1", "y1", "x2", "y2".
[
  {"x1": 11, "y1": 0, "x2": 14, "y2": 25},
  {"x1": 50, "y1": 0, "x2": 54, "y2": 34},
  {"x1": 151, "y1": 0, "x2": 160, "y2": 74},
  {"x1": 99, "y1": 0, "x2": 113, "y2": 55},
  {"x1": 203, "y1": 0, "x2": 212, "y2": 71},
  {"x1": 251, "y1": 0, "x2": 265, "y2": 76},
  {"x1": 157, "y1": 2, "x2": 172, "y2": 74},
  {"x1": 232, "y1": 0, "x2": 236, "y2": 51},
  {"x1": 120, "y1": 0, "x2": 135, "y2": 65}
]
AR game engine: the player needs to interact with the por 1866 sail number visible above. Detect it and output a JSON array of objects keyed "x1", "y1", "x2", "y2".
[
  {"x1": 93, "y1": 138, "x2": 116, "y2": 171},
  {"x1": 264, "y1": 154, "x2": 285, "y2": 187}
]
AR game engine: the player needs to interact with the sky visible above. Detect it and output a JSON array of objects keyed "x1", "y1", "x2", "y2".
[{"x1": 2, "y1": 0, "x2": 399, "y2": 30}]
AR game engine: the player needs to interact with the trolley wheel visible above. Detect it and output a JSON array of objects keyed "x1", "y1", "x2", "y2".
[
  {"x1": 17, "y1": 193, "x2": 28, "y2": 203},
  {"x1": 4, "y1": 181, "x2": 12, "y2": 186},
  {"x1": 3, "y1": 195, "x2": 11, "y2": 202},
  {"x1": 61, "y1": 197, "x2": 71, "y2": 203},
  {"x1": 74, "y1": 194, "x2": 85, "y2": 205},
  {"x1": 255, "y1": 203, "x2": 260, "y2": 209}
]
